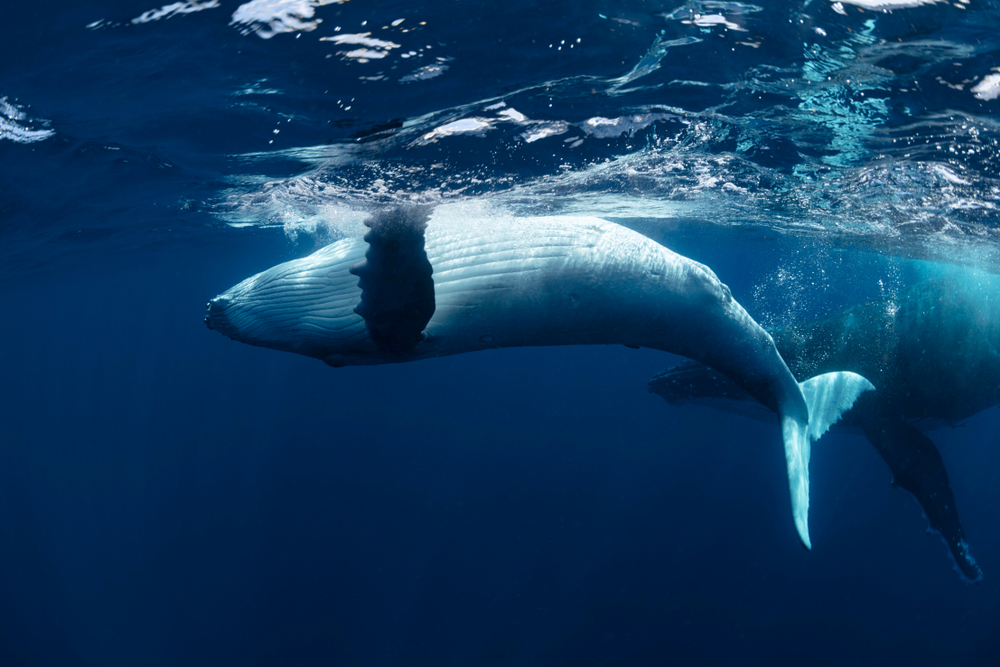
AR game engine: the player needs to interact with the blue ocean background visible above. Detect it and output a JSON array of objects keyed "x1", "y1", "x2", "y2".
[{"x1": 3, "y1": 0, "x2": 1000, "y2": 664}]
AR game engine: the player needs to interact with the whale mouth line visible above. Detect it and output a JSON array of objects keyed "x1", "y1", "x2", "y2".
[{"x1": 205, "y1": 297, "x2": 233, "y2": 334}]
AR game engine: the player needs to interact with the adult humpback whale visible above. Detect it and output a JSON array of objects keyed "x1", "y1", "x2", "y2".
[
  {"x1": 206, "y1": 206, "x2": 873, "y2": 548},
  {"x1": 649, "y1": 274, "x2": 999, "y2": 582}
]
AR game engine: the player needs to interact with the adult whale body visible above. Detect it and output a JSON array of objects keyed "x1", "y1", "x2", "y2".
[
  {"x1": 649, "y1": 274, "x2": 999, "y2": 582},
  {"x1": 206, "y1": 206, "x2": 874, "y2": 548}
]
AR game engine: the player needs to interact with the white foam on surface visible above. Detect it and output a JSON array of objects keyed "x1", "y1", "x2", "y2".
[
  {"x1": 131, "y1": 1, "x2": 219, "y2": 24},
  {"x1": 834, "y1": 0, "x2": 946, "y2": 8},
  {"x1": 971, "y1": 72, "x2": 1000, "y2": 101},
  {"x1": 231, "y1": 0, "x2": 345, "y2": 39},
  {"x1": 419, "y1": 118, "x2": 494, "y2": 143},
  {"x1": 320, "y1": 32, "x2": 401, "y2": 61},
  {"x1": 0, "y1": 97, "x2": 55, "y2": 144}
]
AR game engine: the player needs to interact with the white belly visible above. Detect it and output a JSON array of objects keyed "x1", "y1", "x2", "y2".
[{"x1": 210, "y1": 213, "x2": 747, "y2": 369}]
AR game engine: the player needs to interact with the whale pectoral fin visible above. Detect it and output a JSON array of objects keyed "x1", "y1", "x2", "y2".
[
  {"x1": 783, "y1": 371, "x2": 876, "y2": 550},
  {"x1": 349, "y1": 206, "x2": 436, "y2": 352},
  {"x1": 858, "y1": 410, "x2": 983, "y2": 584}
]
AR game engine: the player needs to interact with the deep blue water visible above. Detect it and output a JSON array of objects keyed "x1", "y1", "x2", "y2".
[{"x1": 3, "y1": 1, "x2": 1000, "y2": 665}]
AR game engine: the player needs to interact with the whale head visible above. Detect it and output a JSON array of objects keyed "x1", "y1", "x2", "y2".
[{"x1": 205, "y1": 239, "x2": 370, "y2": 362}]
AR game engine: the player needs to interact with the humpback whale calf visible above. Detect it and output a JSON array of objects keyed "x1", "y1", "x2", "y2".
[
  {"x1": 206, "y1": 206, "x2": 873, "y2": 548},
  {"x1": 649, "y1": 274, "x2": 999, "y2": 582}
]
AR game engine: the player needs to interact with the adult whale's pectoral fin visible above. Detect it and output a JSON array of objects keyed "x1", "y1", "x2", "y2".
[
  {"x1": 859, "y1": 410, "x2": 983, "y2": 584},
  {"x1": 648, "y1": 362, "x2": 758, "y2": 407},
  {"x1": 783, "y1": 372, "x2": 876, "y2": 550},
  {"x1": 350, "y1": 206, "x2": 436, "y2": 352}
]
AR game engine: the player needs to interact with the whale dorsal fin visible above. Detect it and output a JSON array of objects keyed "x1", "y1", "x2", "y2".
[{"x1": 350, "y1": 205, "x2": 436, "y2": 352}]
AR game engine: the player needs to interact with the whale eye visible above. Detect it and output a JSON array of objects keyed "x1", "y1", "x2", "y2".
[{"x1": 479, "y1": 335, "x2": 495, "y2": 343}]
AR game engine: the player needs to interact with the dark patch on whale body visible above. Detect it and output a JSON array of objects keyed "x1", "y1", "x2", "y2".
[
  {"x1": 649, "y1": 275, "x2": 1000, "y2": 583},
  {"x1": 349, "y1": 206, "x2": 436, "y2": 353}
]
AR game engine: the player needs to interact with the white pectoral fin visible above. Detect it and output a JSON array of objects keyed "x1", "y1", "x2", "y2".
[{"x1": 782, "y1": 371, "x2": 876, "y2": 550}]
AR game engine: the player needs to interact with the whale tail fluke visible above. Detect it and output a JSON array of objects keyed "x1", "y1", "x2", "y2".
[{"x1": 783, "y1": 371, "x2": 876, "y2": 550}]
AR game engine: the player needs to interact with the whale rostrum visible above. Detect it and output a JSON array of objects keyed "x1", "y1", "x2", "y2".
[{"x1": 206, "y1": 208, "x2": 875, "y2": 549}]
